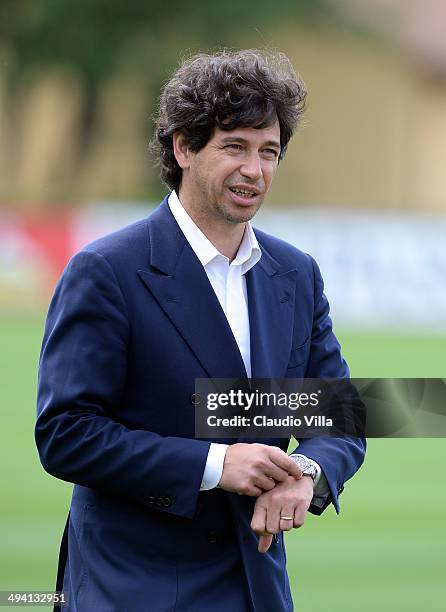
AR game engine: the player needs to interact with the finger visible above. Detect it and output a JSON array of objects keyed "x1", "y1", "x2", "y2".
[
  {"x1": 286, "y1": 459, "x2": 302, "y2": 479},
  {"x1": 279, "y1": 508, "x2": 295, "y2": 532},
  {"x1": 262, "y1": 462, "x2": 291, "y2": 483},
  {"x1": 248, "y1": 485, "x2": 264, "y2": 497},
  {"x1": 268, "y1": 449, "x2": 302, "y2": 479},
  {"x1": 293, "y1": 503, "x2": 309, "y2": 529},
  {"x1": 263, "y1": 460, "x2": 301, "y2": 483},
  {"x1": 239, "y1": 484, "x2": 263, "y2": 497},
  {"x1": 280, "y1": 517, "x2": 294, "y2": 531},
  {"x1": 251, "y1": 504, "x2": 267, "y2": 534},
  {"x1": 258, "y1": 534, "x2": 273, "y2": 553},
  {"x1": 266, "y1": 505, "x2": 281, "y2": 535},
  {"x1": 254, "y1": 475, "x2": 276, "y2": 491}
]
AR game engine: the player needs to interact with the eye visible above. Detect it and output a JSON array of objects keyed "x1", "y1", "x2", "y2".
[
  {"x1": 225, "y1": 143, "x2": 243, "y2": 150},
  {"x1": 263, "y1": 148, "x2": 279, "y2": 158}
]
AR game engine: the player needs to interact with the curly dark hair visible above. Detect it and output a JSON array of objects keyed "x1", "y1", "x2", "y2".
[{"x1": 150, "y1": 49, "x2": 307, "y2": 191}]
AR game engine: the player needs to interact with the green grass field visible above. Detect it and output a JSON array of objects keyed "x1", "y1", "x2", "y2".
[{"x1": 0, "y1": 319, "x2": 445, "y2": 611}]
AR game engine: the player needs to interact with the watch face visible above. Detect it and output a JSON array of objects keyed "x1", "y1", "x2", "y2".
[
  {"x1": 302, "y1": 458, "x2": 310, "y2": 469},
  {"x1": 294, "y1": 456, "x2": 307, "y2": 471},
  {"x1": 292, "y1": 455, "x2": 316, "y2": 481},
  {"x1": 308, "y1": 466, "x2": 317, "y2": 480},
  {"x1": 296, "y1": 456, "x2": 316, "y2": 480}
]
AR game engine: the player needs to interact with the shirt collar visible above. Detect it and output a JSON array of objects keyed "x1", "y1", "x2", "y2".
[{"x1": 168, "y1": 190, "x2": 261, "y2": 273}]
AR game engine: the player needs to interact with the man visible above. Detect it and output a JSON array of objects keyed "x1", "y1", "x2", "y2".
[{"x1": 36, "y1": 50, "x2": 365, "y2": 611}]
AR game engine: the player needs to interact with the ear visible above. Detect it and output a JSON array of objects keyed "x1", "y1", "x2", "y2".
[{"x1": 172, "y1": 132, "x2": 191, "y2": 169}]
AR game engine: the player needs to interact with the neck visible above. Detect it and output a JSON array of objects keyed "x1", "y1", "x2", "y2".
[{"x1": 177, "y1": 190, "x2": 246, "y2": 262}]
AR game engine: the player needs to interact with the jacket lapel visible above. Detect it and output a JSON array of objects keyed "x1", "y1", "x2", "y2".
[
  {"x1": 137, "y1": 199, "x2": 298, "y2": 382},
  {"x1": 137, "y1": 199, "x2": 247, "y2": 379},
  {"x1": 246, "y1": 240, "x2": 298, "y2": 379},
  {"x1": 236, "y1": 242, "x2": 297, "y2": 444}
]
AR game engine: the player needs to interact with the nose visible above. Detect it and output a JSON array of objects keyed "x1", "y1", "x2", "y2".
[{"x1": 240, "y1": 153, "x2": 262, "y2": 181}]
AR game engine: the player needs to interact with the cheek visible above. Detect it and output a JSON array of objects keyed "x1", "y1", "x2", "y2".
[
  {"x1": 220, "y1": 164, "x2": 240, "y2": 186},
  {"x1": 263, "y1": 165, "x2": 277, "y2": 187}
]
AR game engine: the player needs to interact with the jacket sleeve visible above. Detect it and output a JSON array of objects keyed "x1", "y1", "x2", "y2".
[
  {"x1": 290, "y1": 255, "x2": 366, "y2": 515},
  {"x1": 35, "y1": 249, "x2": 210, "y2": 519}
]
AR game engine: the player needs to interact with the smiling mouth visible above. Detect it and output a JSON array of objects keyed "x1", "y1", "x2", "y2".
[{"x1": 229, "y1": 187, "x2": 259, "y2": 199}]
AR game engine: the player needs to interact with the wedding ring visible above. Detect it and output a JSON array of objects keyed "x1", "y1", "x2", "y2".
[{"x1": 280, "y1": 516, "x2": 294, "y2": 520}]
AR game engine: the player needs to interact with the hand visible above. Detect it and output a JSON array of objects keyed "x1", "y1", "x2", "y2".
[
  {"x1": 251, "y1": 475, "x2": 314, "y2": 553},
  {"x1": 218, "y1": 443, "x2": 302, "y2": 497}
]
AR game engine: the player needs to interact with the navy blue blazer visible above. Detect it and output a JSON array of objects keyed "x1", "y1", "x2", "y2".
[{"x1": 36, "y1": 197, "x2": 365, "y2": 611}]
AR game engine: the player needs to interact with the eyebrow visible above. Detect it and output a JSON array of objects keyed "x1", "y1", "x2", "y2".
[{"x1": 220, "y1": 136, "x2": 281, "y2": 150}]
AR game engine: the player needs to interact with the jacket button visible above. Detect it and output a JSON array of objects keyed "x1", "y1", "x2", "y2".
[
  {"x1": 162, "y1": 497, "x2": 172, "y2": 507},
  {"x1": 147, "y1": 496, "x2": 155, "y2": 504},
  {"x1": 191, "y1": 393, "x2": 202, "y2": 406},
  {"x1": 207, "y1": 531, "x2": 218, "y2": 544}
]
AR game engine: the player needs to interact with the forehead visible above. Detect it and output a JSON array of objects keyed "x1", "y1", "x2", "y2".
[{"x1": 213, "y1": 120, "x2": 280, "y2": 145}]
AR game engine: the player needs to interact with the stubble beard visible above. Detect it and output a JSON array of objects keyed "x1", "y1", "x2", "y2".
[
  {"x1": 214, "y1": 199, "x2": 262, "y2": 225},
  {"x1": 194, "y1": 170, "x2": 264, "y2": 227}
]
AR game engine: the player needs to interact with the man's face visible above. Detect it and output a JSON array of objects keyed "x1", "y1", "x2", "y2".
[{"x1": 179, "y1": 120, "x2": 281, "y2": 225}]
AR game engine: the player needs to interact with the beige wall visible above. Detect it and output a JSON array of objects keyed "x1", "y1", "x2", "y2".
[
  {"x1": 1, "y1": 26, "x2": 445, "y2": 211},
  {"x1": 267, "y1": 27, "x2": 446, "y2": 211}
]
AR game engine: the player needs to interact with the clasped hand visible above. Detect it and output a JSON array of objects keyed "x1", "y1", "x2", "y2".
[{"x1": 218, "y1": 443, "x2": 314, "y2": 553}]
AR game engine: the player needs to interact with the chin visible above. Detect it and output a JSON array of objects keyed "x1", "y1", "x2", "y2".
[
  {"x1": 223, "y1": 210, "x2": 258, "y2": 225},
  {"x1": 217, "y1": 202, "x2": 261, "y2": 225}
]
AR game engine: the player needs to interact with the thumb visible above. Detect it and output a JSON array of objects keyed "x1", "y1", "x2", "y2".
[{"x1": 288, "y1": 460, "x2": 303, "y2": 480}]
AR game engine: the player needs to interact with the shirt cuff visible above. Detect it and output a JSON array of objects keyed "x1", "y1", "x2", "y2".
[{"x1": 200, "y1": 443, "x2": 229, "y2": 491}]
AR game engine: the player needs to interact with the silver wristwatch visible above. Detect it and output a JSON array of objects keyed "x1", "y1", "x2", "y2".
[{"x1": 290, "y1": 454, "x2": 318, "y2": 483}]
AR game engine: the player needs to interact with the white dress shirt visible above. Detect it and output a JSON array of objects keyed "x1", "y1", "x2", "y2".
[{"x1": 168, "y1": 191, "x2": 329, "y2": 502}]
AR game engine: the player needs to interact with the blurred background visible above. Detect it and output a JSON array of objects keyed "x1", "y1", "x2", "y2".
[{"x1": 0, "y1": 1, "x2": 445, "y2": 610}]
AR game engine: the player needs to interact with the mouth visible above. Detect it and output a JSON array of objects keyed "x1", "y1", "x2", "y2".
[{"x1": 227, "y1": 186, "x2": 261, "y2": 203}]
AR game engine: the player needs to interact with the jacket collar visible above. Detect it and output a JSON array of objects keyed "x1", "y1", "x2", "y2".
[{"x1": 138, "y1": 197, "x2": 298, "y2": 380}]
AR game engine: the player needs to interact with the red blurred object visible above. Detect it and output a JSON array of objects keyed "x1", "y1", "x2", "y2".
[{"x1": 20, "y1": 211, "x2": 74, "y2": 287}]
